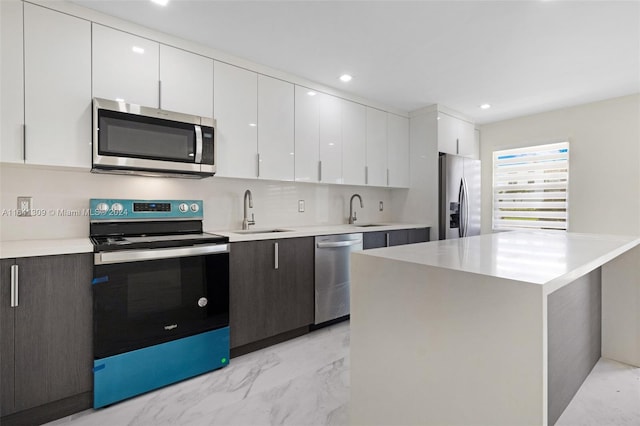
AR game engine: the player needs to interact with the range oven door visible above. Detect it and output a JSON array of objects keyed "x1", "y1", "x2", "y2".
[{"x1": 93, "y1": 245, "x2": 229, "y2": 359}]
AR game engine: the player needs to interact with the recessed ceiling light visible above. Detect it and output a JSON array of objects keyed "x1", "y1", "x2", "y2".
[
  {"x1": 115, "y1": 98, "x2": 125, "y2": 102},
  {"x1": 480, "y1": 104, "x2": 491, "y2": 110},
  {"x1": 150, "y1": 0, "x2": 169, "y2": 6},
  {"x1": 249, "y1": 123, "x2": 257, "y2": 127},
  {"x1": 307, "y1": 91, "x2": 317, "y2": 96},
  {"x1": 131, "y1": 46, "x2": 145, "y2": 54},
  {"x1": 339, "y1": 74, "x2": 352, "y2": 82}
]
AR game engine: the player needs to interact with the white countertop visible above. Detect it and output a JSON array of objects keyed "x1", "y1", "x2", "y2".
[
  {"x1": 355, "y1": 230, "x2": 640, "y2": 289},
  {"x1": 0, "y1": 238, "x2": 93, "y2": 259},
  {"x1": 0, "y1": 223, "x2": 431, "y2": 258},
  {"x1": 209, "y1": 223, "x2": 430, "y2": 242}
]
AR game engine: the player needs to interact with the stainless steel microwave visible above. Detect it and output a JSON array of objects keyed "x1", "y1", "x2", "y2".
[{"x1": 92, "y1": 98, "x2": 216, "y2": 178}]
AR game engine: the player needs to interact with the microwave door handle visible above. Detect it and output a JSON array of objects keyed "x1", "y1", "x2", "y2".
[{"x1": 194, "y1": 125, "x2": 203, "y2": 163}]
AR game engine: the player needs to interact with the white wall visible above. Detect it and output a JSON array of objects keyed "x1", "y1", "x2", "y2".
[
  {"x1": 480, "y1": 94, "x2": 640, "y2": 236},
  {"x1": 0, "y1": 164, "x2": 393, "y2": 241}
]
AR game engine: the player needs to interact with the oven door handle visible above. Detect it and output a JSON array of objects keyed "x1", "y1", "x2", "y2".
[{"x1": 95, "y1": 244, "x2": 229, "y2": 265}]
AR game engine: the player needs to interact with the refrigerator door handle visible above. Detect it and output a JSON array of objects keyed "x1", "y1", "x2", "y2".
[
  {"x1": 458, "y1": 179, "x2": 464, "y2": 238},
  {"x1": 462, "y1": 177, "x2": 470, "y2": 237}
]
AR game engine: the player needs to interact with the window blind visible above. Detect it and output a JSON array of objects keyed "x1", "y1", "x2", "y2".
[{"x1": 493, "y1": 141, "x2": 569, "y2": 231}]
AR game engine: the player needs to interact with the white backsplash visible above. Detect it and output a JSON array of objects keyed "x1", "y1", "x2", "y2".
[{"x1": 0, "y1": 164, "x2": 395, "y2": 241}]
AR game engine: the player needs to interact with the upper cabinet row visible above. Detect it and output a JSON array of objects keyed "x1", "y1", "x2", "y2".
[{"x1": 0, "y1": 3, "x2": 410, "y2": 187}]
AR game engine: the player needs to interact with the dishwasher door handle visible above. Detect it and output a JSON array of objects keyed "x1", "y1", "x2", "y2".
[{"x1": 316, "y1": 239, "x2": 362, "y2": 249}]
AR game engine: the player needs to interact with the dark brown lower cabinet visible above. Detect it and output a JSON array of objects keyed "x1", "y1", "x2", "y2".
[
  {"x1": 363, "y1": 227, "x2": 430, "y2": 249},
  {"x1": 230, "y1": 237, "x2": 314, "y2": 349},
  {"x1": 1, "y1": 254, "x2": 93, "y2": 425}
]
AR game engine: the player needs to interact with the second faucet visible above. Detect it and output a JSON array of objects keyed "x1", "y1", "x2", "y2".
[{"x1": 349, "y1": 194, "x2": 363, "y2": 224}]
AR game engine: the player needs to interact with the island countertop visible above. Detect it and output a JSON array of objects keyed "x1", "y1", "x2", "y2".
[
  {"x1": 355, "y1": 230, "x2": 640, "y2": 292},
  {"x1": 350, "y1": 230, "x2": 640, "y2": 426}
]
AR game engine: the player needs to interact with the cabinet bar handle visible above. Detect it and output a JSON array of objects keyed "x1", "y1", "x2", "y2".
[
  {"x1": 257, "y1": 153, "x2": 261, "y2": 178},
  {"x1": 274, "y1": 242, "x2": 279, "y2": 269},
  {"x1": 456, "y1": 138, "x2": 459, "y2": 154},
  {"x1": 385, "y1": 233, "x2": 390, "y2": 247},
  {"x1": 10, "y1": 264, "x2": 18, "y2": 307},
  {"x1": 365, "y1": 166, "x2": 368, "y2": 185},
  {"x1": 387, "y1": 168, "x2": 390, "y2": 186},
  {"x1": 158, "y1": 80, "x2": 162, "y2": 109},
  {"x1": 318, "y1": 161, "x2": 322, "y2": 182},
  {"x1": 23, "y1": 124, "x2": 27, "y2": 161}
]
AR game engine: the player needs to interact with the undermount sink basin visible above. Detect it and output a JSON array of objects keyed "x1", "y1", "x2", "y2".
[
  {"x1": 233, "y1": 228, "x2": 294, "y2": 235},
  {"x1": 355, "y1": 224, "x2": 386, "y2": 227}
]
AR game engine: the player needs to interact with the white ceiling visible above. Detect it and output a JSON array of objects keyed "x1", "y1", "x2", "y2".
[{"x1": 71, "y1": 0, "x2": 640, "y2": 124}]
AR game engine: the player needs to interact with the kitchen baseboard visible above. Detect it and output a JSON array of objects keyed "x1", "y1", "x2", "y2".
[
  {"x1": 230, "y1": 326, "x2": 310, "y2": 358},
  {"x1": 0, "y1": 391, "x2": 92, "y2": 426}
]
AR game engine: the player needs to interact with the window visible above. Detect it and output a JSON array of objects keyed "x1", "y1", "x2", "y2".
[{"x1": 493, "y1": 142, "x2": 569, "y2": 231}]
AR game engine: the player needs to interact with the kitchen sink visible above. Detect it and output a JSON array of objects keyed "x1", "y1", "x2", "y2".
[
  {"x1": 233, "y1": 228, "x2": 294, "y2": 234},
  {"x1": 355, "y1": 224, "x2": 386, "y2": 227}
]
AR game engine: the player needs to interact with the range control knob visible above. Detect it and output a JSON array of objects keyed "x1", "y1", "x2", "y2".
[
  {"x1": 190, "y1": 203, "x2": 200, "y2": 213},
  {"x1": 197, "y1": 297, "x2": 208, "y2": 308},
  {"x1": 178, "y1": 203, "x2": 189, "y2": 213},
  {"x1": 111, "y1": 203, "x2": 124, "y2": 214},
  {"x1": 96, "y1": 203, "x2": 109, "y2": 214}
]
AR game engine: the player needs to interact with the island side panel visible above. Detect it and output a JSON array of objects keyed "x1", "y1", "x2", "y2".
[
  {"x1": 547, "y1": 268, "x2": 602, "y2": 426},
  {"x1": 350, "y1": 254, "x2": 547, "y2": 426},
  {"x1": 602, "y1": 245, "x2": 640, "y2": 367}
]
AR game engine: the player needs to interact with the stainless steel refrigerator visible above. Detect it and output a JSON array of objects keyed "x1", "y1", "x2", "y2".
[{"x1": 439, "y1": 153, "x2": 481, "y2": 239}]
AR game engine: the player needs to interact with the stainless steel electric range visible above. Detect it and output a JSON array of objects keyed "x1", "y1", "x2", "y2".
[{"x1": 90, "y1": 199, "x2": 229, "y2": 408}]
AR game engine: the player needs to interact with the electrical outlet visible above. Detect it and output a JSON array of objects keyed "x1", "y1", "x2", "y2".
[
  {"x1": 18, "y1": 196, "x2": 32, "y2": 217},
  {"x1": 298, "y1": 200, "x2": 305, "y2": 212},
  {"x1": 379, "y1": 201, "x2": 384, "y2": 212}
]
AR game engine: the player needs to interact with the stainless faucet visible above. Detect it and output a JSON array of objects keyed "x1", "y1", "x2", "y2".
[
  {"x1": 349, "y1": 194, "x2": 363, "y2": 224},
  {"x1": 242, "y1": 189, "x2": 255, "y2": 230}
]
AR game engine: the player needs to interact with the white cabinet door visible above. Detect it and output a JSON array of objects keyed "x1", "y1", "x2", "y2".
[
  {"x1": 159, "y1": 45, "x2": 213, "y2": 118},
  {"x1": 214, "y1": 61, "x2": 258, "y2": 178},
  {"x1": 437, "y1": 112, "x2": 459, "y2": 155},
  {"x1": 342, "y1": 100, "x2": 366, "y2": 185},
  {"x1": 23, "y1": 4, "x2": 91, "y2": 168},
  {"x1": 294, "y1": 86, "x2": 320, "y2": 183},
  {"x1": 365, "y1": 107, "x2": 387, "y2": 187},
  {"x1": 387, "y1": 113, "x2": 410, "y2": 188},
  {"x1": 458, "y1": 119, "x2": 477, "y2": 158},
  {"x1": 0, "y1": 0, "x2": 24, "y2": 163},
  {"x1": 319, "y1": 93, "x2": 342, "y2": 184},
  {"x1": 92, "y1": 24, "x2": 159, "y2": 107},
  {"x1": 257, "y1": 75, "x2": 294, "y2": 181}
]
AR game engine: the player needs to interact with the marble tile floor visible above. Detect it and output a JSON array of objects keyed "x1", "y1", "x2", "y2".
[{"x1": 48, "y1": 321, "x2": 639, "y2": 426}]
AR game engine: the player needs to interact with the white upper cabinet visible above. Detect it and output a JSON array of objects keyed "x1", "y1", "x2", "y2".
[
  {"x1": 365, "y1": 107, "x2": 388, "y2": 187},
  {"x1": 92, "y1": 24, "x2": 159, "y2": 107},
  {"x1": 341, "y1": 100, "x2": 366, "y2": 186},
  {"x1": 437, "y1": 111, "x2": 477, "y2": 159},
  {"x1": 437, "y1": 112, "x2": 459, "y2": 155},
  {"x1": 457, "y1": 119, "x2": 477, "y2": 158},
  {"x1": 257, "y1": 75, "x2": 294, "y2": 181},
  {"x1": 0, "y1": 0, "x2": 24, "y2": 163},
  {"x1": 214, "y1": 61, "x2": 258, "y2": 178},
  {"x1": 159, "y1": 45, "x2": 213, "y2": 118},
  {"x1": 295, "y1": 86, "x2": 321, "y2": 183},
  {"x1": 319, "y1": 93, "x2": 343, "y2": 184},
  {"x1": 387, "y1": 113, "x2": 410, "y2": 188},
  {"x1": 23, "y1": 3, "x2": 91, "y2": 168}
]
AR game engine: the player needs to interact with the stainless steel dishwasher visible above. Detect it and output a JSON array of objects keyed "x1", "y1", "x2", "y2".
[{"x1": 314, "y1": 233, "x2": 363, "y2": 324}]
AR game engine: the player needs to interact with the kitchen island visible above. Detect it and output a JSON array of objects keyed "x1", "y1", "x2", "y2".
[{"x1": 350, "y1": 231, "x2": 640, "y2": 426}]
